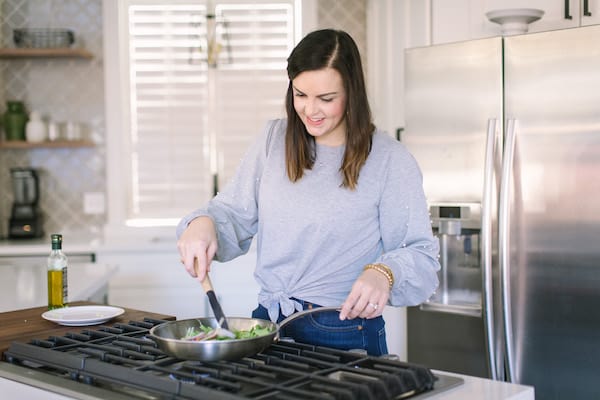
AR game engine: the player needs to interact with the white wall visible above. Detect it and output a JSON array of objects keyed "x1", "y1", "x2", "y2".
[{"x1": 366, "y1": 0, "x2": 434, "y2": 360}]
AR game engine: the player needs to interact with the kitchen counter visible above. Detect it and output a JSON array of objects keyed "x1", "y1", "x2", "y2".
[
  {"x1": 0, "y1": 366, "x2": 534, "y2": 400},
  {"x1": 0, "y1": 227, "x2": 177, "y2": 257},
  {"x1": 426, "y1": 371, "x2": 534, "y2": 400},
  {"x1": 0, "y1": 235, "x2": 102, "y2": 257},
  {"x1": 0, "y1": 304, "x2": 534, "y2": 400}
]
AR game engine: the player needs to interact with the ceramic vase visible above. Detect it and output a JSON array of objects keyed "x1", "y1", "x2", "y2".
[
  {"x1": 3, "y1": 101, "x2": 28, "y2": 141},
  {"x1": 25, "y1": 111, "x2": 47, "y2": 143}
]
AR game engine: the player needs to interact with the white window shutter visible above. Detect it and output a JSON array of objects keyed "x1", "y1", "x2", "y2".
[{"x1": 126, "y1": 1, "x2": 295, "y2": 224}]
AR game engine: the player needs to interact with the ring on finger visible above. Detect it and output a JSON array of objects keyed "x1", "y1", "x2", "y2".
[{"x1": 368, "y1": 302, "x2": 378, "y2": 310}]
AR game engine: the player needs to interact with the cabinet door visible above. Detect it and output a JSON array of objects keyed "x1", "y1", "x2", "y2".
[
  {"x1": 581, "y1": 0, "x2": 600, "y2": 25},
  {"x1": 432, "y1": 0, "x2": 481, "y2": 44},
  {"x1": 431, "y1": 0, "x2": 583, "y2": 45},
  {"x1": 98, "y1": 250, "x2": 208, "y2": 319},
  {"x1": 483, "y1": 0, "x2": 580, "y2": 33},
  {"x1": 97, "y1": 248, "x2": 260, "y2": 320},
  {"x1": 484, "y1": 0, "x2": 599, "y2": 31},
  {"x1": 521, "y1": 0, "x2": 581, "y2": 32},
  {"x1": 432, "y1": 0, "x2": 507, "y2": 44},
  {"x1": 209, "y1": 250, "x2": 260, "y2": 318},
  {"x1": 0, "y1": 258, "x2": 107, "y2": 312}
]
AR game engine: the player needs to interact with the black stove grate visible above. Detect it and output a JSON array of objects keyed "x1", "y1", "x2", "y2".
[{"x1": 3, "y1": 318, "x2": 436, "y2": 399}]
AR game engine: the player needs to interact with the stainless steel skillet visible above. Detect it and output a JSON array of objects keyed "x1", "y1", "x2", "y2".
[{"x1": 148, "y1": 306, "x2": 340, "y2": 361}]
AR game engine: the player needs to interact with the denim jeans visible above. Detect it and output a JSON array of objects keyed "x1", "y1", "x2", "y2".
[{"x1": 252, "y1": 298, "x2": 388, "y2": 356}]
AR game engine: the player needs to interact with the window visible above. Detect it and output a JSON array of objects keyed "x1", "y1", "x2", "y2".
[{"x1": 105, "y1": 0, "x2": 300, "y2": 230}]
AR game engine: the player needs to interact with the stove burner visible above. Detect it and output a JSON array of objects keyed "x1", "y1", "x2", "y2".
[
  {"x1": 168, "y1": 361, "x2": 212, "y2": 384},
  {"x1": 3, "y1": 317, "x2": 437, "y2": 399}
]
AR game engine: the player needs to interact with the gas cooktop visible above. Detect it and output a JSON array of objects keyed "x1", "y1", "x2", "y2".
[{"x1": 1, "y1": 317, "x2": 462, "y2": 399}]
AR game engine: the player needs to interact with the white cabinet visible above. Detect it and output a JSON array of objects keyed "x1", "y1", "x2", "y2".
[
  {"x1": 209, "y1": 250, "x2": 261, "y2": 318},
  {"x1": 98, "y1": 248, "x2": 206, "y2": 319},
  {"x1": 582, "y1": 0, "x2": 600, "y2": 25},
  {"x1": 495, "y1": 0, "x2": 600, "y2": 31},
  {"x1": 0, "y1": 259, "x2": 115, "y2": 313},
  {"x1": 431, "y1": 0, "x2": 600, "y2": 45},
  {"x1": 97, "y1": 244, "x2": 259, "y2": 320},
  {"x1": 431, "y1": 0, "x2": 494, "y2": 44}
]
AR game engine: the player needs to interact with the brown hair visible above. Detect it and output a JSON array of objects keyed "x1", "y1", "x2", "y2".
[{"x1": 285, "y1": 29, "x2": 374, "y2": 190}]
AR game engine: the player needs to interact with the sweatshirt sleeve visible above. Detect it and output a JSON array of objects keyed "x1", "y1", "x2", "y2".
[
  {"x1": 375, "y1": 144, "x2": 440, "y2": 307},
  {"x1": 175, "y1": 119, "x2": 279, "y2": 262}
]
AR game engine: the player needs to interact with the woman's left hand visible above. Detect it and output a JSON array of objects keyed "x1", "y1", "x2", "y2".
[{"x1": 339, "y1": 268, "x2": 391, "y2": 320}]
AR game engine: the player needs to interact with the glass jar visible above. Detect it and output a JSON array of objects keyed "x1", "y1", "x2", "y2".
[{"x1": 3, "y1": 101, "x2": 28, "y2": 141}]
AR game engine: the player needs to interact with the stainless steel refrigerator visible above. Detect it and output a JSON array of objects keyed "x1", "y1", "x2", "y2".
[{"x1": 403, "y1": 25, "x2": 600, "y2": 400}]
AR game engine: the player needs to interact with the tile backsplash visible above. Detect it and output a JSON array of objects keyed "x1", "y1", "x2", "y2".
[
  {"x1": 0, "y1": 0, "x2": 105, "y2": 239},
  {"x1": 0, "y1": 0, "x2": 366, "y2": 240},
  {"x1": 317, "y1": 0, "x2": 368, "y2": 74}
]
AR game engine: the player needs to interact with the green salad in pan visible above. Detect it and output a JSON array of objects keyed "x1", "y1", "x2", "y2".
[{"x1": 182, "y1": 323, "x2": 272, "y2": 341}]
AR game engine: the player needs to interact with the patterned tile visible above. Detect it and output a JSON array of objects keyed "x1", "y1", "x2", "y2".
[
  {"x1": 0, "y1": 0, "x2": 105, "y2": 239},
  {"x1": 316, "y1": 0, "x2": 368, "y2": 74}
]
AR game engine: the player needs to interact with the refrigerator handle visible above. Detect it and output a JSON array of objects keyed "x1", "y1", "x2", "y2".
[
  {"x1": 499, "y1": 118, "x2": 517, "y2": 382},
  {"x1": 481, "y1": 118, "x2": 498, "y2": 380}
]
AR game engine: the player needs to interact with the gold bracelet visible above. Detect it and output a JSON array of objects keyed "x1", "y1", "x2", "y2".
[{"x1": 364, "y1": 263, "x2": 394, "y2": 289}]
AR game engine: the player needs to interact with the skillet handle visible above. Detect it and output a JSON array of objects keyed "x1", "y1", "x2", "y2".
[{"x1": 276, "y1": 306, "x2": 341, "y2": 340}]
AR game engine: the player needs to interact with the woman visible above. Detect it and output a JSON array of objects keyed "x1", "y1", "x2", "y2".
[{"x1": 177, "y1": 29, "x2": 440, "y2": 355}]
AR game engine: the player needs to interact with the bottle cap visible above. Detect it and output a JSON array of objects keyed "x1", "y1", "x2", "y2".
[{"x1": 51, "y1": 234, "x2": 63, "y2": 249}]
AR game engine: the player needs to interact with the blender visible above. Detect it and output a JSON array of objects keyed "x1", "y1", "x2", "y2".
[{"x1": 8, "y1": 168, "x2": 43, "y2": 238}]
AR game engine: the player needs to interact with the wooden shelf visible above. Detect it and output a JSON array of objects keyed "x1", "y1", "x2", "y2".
[
  {"x1": 0, "y1": 140, "x2": 95, "y2": 149},
  {"x1": 0, "y1": 48, "x2": 93, "y2": 59}
]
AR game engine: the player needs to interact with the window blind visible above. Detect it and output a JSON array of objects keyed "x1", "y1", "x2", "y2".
[{"x1": 127, "y1": 0, "x2": 295, "y2": 224}]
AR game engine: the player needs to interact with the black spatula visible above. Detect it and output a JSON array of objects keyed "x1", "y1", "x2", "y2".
[{"x1": 194, "y1": 259, "x2": 233, "y2": 336}]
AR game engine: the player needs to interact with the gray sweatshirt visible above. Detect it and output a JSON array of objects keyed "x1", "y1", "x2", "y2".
[{"x1": 176, "y1": 118, "x2": 440, "y2": 321}]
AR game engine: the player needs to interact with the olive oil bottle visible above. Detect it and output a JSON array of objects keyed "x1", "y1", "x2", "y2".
[{"x1": 47, "y1": 234, "x2": 68, "y2": 309}]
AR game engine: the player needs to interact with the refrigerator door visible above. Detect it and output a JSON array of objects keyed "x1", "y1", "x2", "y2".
[
  {"x1": 502, "y1": 25, "x2": 600, "y2": 399},
  {"x1": 404, "y1": 37, "x2": 503, "y2": 204},
  {"x1": 404, "y1": 37, "x2": 504, "y2": 379}
]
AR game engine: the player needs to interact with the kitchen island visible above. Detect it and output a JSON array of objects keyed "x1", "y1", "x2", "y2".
[{"x1": 0, "y1": 304, "x2": 534, "y2": 400}]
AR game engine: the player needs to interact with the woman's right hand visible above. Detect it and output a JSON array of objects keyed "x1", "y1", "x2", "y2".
[{"x1": 176, "y1": 216, "x2": 218, "y2": 283}]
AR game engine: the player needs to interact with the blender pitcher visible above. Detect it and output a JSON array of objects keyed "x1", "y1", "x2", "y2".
[
  {"x1": 9, "y1": 168, "x2": 43, "y2": 238},
  {"x1": 11, "y1": 168, "x2": 40, "y2": 207}
]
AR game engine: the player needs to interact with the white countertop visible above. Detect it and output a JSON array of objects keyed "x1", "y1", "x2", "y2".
[
  {"x1": 0, "y1": 367, "x2": 534, "y2": 400},
  {"x1": 0, "y1": 236, "x2": 102, "y2": 257},
  {"x1": 0, "y1": 227, "x2": 178, "y2": 257},
  {"x1": 428, "y1": 371, "x2": 534, "y2": 400}
]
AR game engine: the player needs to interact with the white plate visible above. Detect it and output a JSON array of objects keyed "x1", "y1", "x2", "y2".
[{"x1": 42, "y1": 305, "x2": 125, "y2": 326}]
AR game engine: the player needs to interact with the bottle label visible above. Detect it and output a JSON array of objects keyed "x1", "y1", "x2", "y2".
[
  {"x1": 62, "y1": 266, "x2": 68, "y2": 305},
  {"x1": 48, "y1": 269, "x2": 64, "y2": 309}
]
